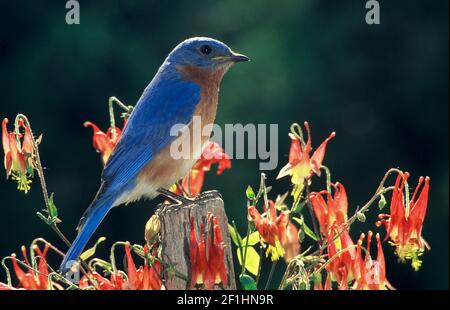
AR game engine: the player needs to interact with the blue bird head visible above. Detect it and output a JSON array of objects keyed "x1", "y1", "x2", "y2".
[{"x1": 166, "y1": 37, "x2": 249, "y2": 70}]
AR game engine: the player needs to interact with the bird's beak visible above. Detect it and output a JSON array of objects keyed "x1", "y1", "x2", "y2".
[
  {"x1": 213, "y1": 52, "x2": 250, "y2": 63},
  {"x1": 229, "y1": 52, "x2": 250, "y2": 62}
]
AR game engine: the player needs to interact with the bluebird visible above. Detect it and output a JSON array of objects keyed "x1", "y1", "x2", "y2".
[{"x1": 60, "y1": 37, "x2": 248, "y2": 273}]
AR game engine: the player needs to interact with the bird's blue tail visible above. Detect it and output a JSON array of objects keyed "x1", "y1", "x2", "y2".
[{"x1": 60, "y1": 197, "x2": 114, "y2": 274}]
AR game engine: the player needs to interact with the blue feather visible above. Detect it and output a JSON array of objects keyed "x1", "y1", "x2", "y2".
[
  {"x1": 60, "y1": 196, "x2": 114, "y2": 273},
  {"x1": 61, "y1": 65, "x2": 201, "y2": 272}
]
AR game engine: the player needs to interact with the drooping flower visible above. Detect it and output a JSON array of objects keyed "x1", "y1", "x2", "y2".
[
  {"x1": 310, "y1": 182, "x2": 348, "y2": 237},
  {"x1": 123, "y1": 243, "x2": 164, "y2": 290},
  {"x1": 277, "y1": 122, "x2": 335, "y2": 200},
  {"x1": 376, "y1": 172, "x2": 430, "y2": 270},
  {"x1": 205, "y1": 214, "x2": 228, "y2": 289},
  {"x1": 352, "y1": 231, "x2": 389, "y2": 290},
  {"x1": 189, "y1": 218, "x2": 208, "y2": 288},
  {"x1": 79, "y1": 243, "x2": 164, "y2": 290},
  {"x1": 248, "y1": 200, "x2": 299, "y2": 261},
  {"x1": 283, "y1": 223, "x2": 300, "y2": 263},
  {"x1": 2, "y1": 118, "x2": 36, "y2": 193},
  {"x1": 173, "y1": 141, "x2": 231, "y2": 197},
  {"x1": 325, "y1": 228, "x2": 356, "y2": 289},
  {"x1": 79, "y1": 271, "x2": 124, "y2": 290},
  {"x1": 189, "y1": 213, "x2": 228, "y2": 289},
  {"x1": 11, "y1": 244, "x2": 51, "y2": 290},
  {"x1": 84, "y1": 120, "x2": 125, "y2": 165}
]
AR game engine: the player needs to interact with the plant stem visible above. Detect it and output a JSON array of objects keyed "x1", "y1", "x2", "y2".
[
  {"x1": 313, "y1": 168, "x2": 402, "y2": 255},
  {"x1": 16, "y1": 115, "x2": 72, "y2": 248},
  {"x1": 108, "y1": 96, "x2": 132, "y2": 140},
  {"x1": 305, "y1": 183, "x2": 322, "y2": 246},
  {"x1": 264, "y1": 260, "x2": 278, "y2": 290}
]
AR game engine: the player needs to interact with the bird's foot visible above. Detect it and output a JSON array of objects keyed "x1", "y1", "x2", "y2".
[
  {"x1": 193, "y1": 190, "x2": 222, "y2": 204},
  {"x1": 157, "y1": 188, "x2": 194, "y2": 206}
]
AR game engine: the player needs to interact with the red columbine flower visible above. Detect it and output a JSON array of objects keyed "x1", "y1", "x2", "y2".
[
  {"x1": 376, "y1": 172, "x2": 430, "y2": 270},
  {"x1": 205, "y1": 214, "x2": 227, "y2": 289},
  {"x1": 326, "y1": 228, "x2": 356, "y2": 289},
  {"x1": 123, "y1": 243, "x2": 164, "y2": 290},
  {"x1": 248, "y1": 200, "x2": 299, "y2": 261},
  {"x1": 353, "y1": 231, "x2": 389, "y2": 290},
  {"x1": 189, "y1": 213, "x2": 228, "y2": 289},
  {"x1": 80, "y1": 272, "x2": 124, "y2": 290},
  {"x1": 84, "y1": 121, "x2": 125, "y2": 165},
  {"x1": 80, "y1": 244, "x2": 164, "y2": 290},
  {"x1": 310, "y1": 182, "x2": 348, "y2": 237},
  {"x1": 189, "y1": 218, "x2": 208, "y2": 288},
  {"x1": 174, "y1": 141, "x2": 231, "y2": 197},
  {"x1": 2, "y1": 118, "x2": 35, "y2": 193},
  {"x1": 277, "y1": 122, "x2": 335, "y2": 199},
  {"x1": 277, "y1": 122, "x2": 335, "y2": 182},
  {"x1": 11, "y1": 244, "x2": 51, "y2": 290}
]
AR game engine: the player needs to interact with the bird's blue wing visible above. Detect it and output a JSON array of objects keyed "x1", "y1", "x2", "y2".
[{"x1": 100, "y1": 77, "x2": 201, "y2": 197}]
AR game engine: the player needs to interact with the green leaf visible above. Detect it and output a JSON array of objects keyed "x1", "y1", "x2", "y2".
[
  {"x1": 36, "y1": 211, "x2": 51, "y2": 225},
  {"x1": 241, "y1": 231, "x2": 260, "y2": 246},
  {"x1": 246, "y1": 186, "x2": 256, "y2": 200},
  {"x1": 228, "y1": 223, "x2": 241, "y2": 246},
  {"x1": 80, "y1": 237, "x2": 106, "y2": 261},
  {"x1": 239, "y1": 274, "x2": 257, "y2": 290},
  {"x1": 293, "y1": 217, "x2": 319, "y2": 241},
  {"x1": 298, "y1": 225, "x2": 305, "y2": 243},
  {"x1": 237, "y1": 246, "x2": 260, "y2": 276},
  {"x1": 48, "y1": 193, "x2": 61, "y2": 223},
  {"x1": 378, "y1": 194, "x2": 387, "y2": 210},
  {"x1": 291, "y1": 201, "x2": 306, "y2": 215},
  {"x1": 302, "y1": 222, "x2": 319, "y2": 241}
]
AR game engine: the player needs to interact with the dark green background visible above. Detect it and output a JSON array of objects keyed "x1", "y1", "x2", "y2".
[{"x1": 0, "y1": 1, "x2": 448, "y2": 289}]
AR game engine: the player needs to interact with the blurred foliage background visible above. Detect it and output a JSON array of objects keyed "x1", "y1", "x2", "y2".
[{"x1": 0, "y1": 0, "x2": 448, "y2": 289}]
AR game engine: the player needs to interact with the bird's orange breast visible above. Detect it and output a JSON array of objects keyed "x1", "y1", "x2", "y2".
[{"x1": 134, "y1": 64, "x2": 229, "y2": 198}]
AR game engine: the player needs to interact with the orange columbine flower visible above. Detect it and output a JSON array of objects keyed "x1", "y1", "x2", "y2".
[
  {"x1": 84, "y1": 121, "x2": 125, "y2": 165},
  {"x1": 189, "y1": 218, "x2": 208, "y2": 288},
  {"x1": 376, "y1": 172, "x2": 430, "y2": 270},
  {"x1": 123, "y1": 243, "x2": 164, "y2": 290},
  {"x1": 206, "y1": 214, "x2": 228, "y2": 289},
  {"x1": 79, "y1": 271, "x2": 125, "y2": 290},
  {"x1": 326, "y1": 228, "x2": 356, "y2": 289},
  {"x1": 277, "y1": 122, "x2": 335, "y2": 200},
  {"x1": 352, "y1": 231, "x2": 389, "y2": 290},
  {"x1": 310, "y1": 182, "x2": 348, "y2": 237},
  {"x1": 248, "y1": 200, "x2": 299, "y2": 261},
  {"x1": 79, "y1": 244, "x2": 164, "y2": 290},
  {"x1": 189, "y1": 213, "x2": 228, "y2": 289},
  {"x1": 173, "y1": 141, "x2": 231, "y2": 197},
  {"x1": 11, "y1": 244, "x2": 51, "y2": 290},
  {"x1": 2, "y1": 118, "x2": 35, "y2": 193}
]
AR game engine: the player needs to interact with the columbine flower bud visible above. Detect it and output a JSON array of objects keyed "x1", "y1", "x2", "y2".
[{"x1": 145, "y1": 214, "x2": 161, "y2": 246}]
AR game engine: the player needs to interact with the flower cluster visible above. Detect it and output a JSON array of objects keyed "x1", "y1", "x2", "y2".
[
  {"x1": 80, "y1": 243, "x2": 164, "y2": 290},
  {"x1": 0, "y1": 111, "x2": 433, "y2": 291},
  {"x1": 231, "y1": 122, "x2": 431, "y2": 290},
  {"x1": 248, "y1": 200, "x2": 299, "y2": 262}
]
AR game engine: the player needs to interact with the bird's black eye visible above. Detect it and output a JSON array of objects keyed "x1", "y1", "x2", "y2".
[{"x1": 200, "y1": 44, "x2": 212, "y2": 55}]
